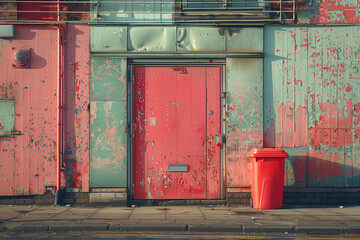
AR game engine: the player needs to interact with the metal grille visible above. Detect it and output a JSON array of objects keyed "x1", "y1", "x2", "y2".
[{"x1": 0, "y1": 0, "x2": 295, "y2": 23}]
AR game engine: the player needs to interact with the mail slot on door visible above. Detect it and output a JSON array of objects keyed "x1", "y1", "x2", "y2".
[{"x1": 168, "y1": 164, "x2": 188, "y2": 172}]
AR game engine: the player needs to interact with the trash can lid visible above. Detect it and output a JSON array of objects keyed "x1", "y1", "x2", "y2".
[{"x1": 247, "y1": 148, "x2": 289, "y2": 158}]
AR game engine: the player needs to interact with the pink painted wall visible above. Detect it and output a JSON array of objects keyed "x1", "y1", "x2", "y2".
[
  {"x1": 63, "y1": 24, "x2": 90, "y2": 192},
  {"x1": 0, "y1": 25, "x2": 58, "y2": 196}
]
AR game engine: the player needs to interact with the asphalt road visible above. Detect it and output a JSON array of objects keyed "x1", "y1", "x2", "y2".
[{"x1": 0, "y1": 232, "x2": 360, "y2": 240}]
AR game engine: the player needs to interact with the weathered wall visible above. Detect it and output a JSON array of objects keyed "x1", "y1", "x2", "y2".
[
  {"x1": 297, "y1": 0, "x2": 360, "y2": 24},
  {"x1": 264, "y1": 26, "x2": 360, "y2": 188},
  {"x1": 64, "y1": 24, "x2": 90, "y2": 192},
  {"x1": 226, "y1": 58, "x2": 263, "y2": 188},
  {"x1": 89, "y1": 57, "x2": 127, "y2": 188},
  {"x1": 0, "y1": 25, "x2": 58, "y2": 196}
]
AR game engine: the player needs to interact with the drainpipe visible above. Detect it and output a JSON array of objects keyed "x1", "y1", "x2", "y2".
[{"x1": 54, "y1": 1, "x2": 65, "y2": 206}]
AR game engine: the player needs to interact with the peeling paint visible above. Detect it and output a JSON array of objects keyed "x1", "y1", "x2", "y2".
[
  {"x1": 264, "y1": 26, "x2": 360, "y2": 187},
  {"x1": 226, "y1": 58, "x2": 263, "y2": 188},
  {"x1": 298, "y1": 0, "x2": 360, "y2": 24},
  {"x1": 133, "y1": 66, "x2": 221, "y2": 199},
  {"x1": 64, "y1": 24, "x2": 90, "y2": 191},
  {"x1": 89, "y1": 57, "x2": 127, "y2": 188}
]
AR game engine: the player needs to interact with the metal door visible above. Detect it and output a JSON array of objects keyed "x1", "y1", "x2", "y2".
[{"x1": 133, "y1": 65, "x2": 221, "y2": 199}]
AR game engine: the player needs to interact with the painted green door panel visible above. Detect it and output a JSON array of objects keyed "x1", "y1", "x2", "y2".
[
  {"x1": 0, "y1": 100, "x2": 15, "y2": 137},
  {"x1": 90, "y1": 58, "x2": 127, "y2": 101},
  {"x1": 90, "y1": 101, "x2": 127, "y2": 187}
]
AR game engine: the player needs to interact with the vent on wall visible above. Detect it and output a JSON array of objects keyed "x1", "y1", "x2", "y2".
[{"x1": 12, "y1": 48, "x2": 31, "y2": 68}]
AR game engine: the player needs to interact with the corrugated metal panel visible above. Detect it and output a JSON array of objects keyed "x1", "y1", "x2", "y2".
[
  {"x1": 64, "y1": 24, "x2": 90, "y2": 192},
  {"x1": 0, "y1": 100, "x2": 14, "y2": 136},
  {"x1": 90, "y1": 58, "x2": 127, "y2": 101},
  {"x1": 264, "y1": 26, "x2": 360, "y2": 187},
  {"x1": 177, "y1": 27, "x2": 225, "y2": 52},
  {"x1": 90, "y1": 101, "x2": 127, "y2": 187},
  {"x1": 90, "y1": 57, "x2": 127, "y2": 188},
  {"x1": 227, "y1": 27, "x2": 263, "y2": 53},
  {"x1": 92, "y1": 0, "x2": 174, "y2": 23},
  {"x1": 0, "y1": 25, "x2": 58, "y2": 196},
  {"x1": 226, "y1": 58, "x2": 263, "y2": 188},
  {"x1": 90, "y1": 26, "x2": 127, "y2": 53},
  {"x1": 128, "y1": 26, "x2": 176, "y2": 52}
]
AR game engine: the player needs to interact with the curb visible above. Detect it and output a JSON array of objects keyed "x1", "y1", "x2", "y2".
[
  {"x1": 295, "y1": 226, "x2": 344, "y2": 234},
  {"x1": 188, "y1": 224, "x2": 242, "y2": 233},
  {"x1": 243, "y1": 225, "x2": 294, "y2": 233},
  {"x1": 4, "y1": 223, "x2": 360, "y2": 234},
  {"x1": 121, "y1": 223, "x2": 188, "y2": 232}
]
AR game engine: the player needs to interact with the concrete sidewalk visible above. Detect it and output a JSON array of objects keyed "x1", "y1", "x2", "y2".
[{"x1": 0, "y1": 204, "x2": 360, "y2": 234}]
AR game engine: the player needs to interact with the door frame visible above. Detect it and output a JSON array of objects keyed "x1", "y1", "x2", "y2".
[{"x1": 127, "y1": 60, "x2": 226, "y2": 200}]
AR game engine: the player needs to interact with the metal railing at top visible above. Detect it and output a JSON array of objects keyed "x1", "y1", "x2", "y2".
[{"x1": 0, "y1": 0, "x2": 295, "y2": 23}]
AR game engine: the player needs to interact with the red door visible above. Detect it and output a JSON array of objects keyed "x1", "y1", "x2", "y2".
[{"x1": 133, "y1": 65, "x2": 221, "y2": 199}]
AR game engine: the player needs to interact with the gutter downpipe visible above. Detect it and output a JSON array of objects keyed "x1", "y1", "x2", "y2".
[{"x1": 54, "y1": 0, "x2": 64, "y2": 206}]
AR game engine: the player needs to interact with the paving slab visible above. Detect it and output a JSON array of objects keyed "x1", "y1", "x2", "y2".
[{"x1": 1, "y1": 204, "x2": 360, "y2": 235}]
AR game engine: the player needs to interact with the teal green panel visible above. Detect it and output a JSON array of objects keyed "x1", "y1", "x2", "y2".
[
  {"x1": 90, "y1": 58, "x2": 127, "y2": 101},
  {"x1": 128, "y1": 26, "x2": 176, "y2": 52},
  {"x1": 0, "y1": 25, "x2": 14, "y2": 38},
  {"x1": 227, "y1": 28, "x2": 263, "y2": 53},
  {"x1": 90, "y1": 101, "x2": 127, "y2": 187},
  {"x1": 90, "y1": 26, "x2": 127, "y2": 53},
  {"x1": 177, "y1": 27, "x2": 225, "y2": 52},
  {"x1": 0, "y1": 100, "x2": 15, "y2": 137},
  {"x1": 225, "y1": 58, "x2": 263, "y2": 187}
]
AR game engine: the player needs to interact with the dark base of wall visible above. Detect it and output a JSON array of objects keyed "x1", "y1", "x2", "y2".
[
  {"x1": 283, "y1": 192, "x2": 360, "y2": 205},
  {"x1": 2, "y1": 191, "x2": 359, "y2": 206},
  {"x1": 227, "y1": 191, "x2": 360, "y2": 206},
  {"x1": 62, "y1": 192, "x2": 90, "y2": 206},
  {"x1": 227, "y1": 192, "x2": 252, "y2": 205},
  {"x1": 0, "y1": 190, "x2": 55, "y2": 205}
]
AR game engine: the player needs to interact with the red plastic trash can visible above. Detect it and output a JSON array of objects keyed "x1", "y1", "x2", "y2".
[{"x1": 247, "y1": 148, "x2": 288, "y2": 209}]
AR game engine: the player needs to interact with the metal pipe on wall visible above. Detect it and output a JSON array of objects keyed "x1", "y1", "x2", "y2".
[{"x1": 54, "y1": 0, "x2": 65, "y2": 205}]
